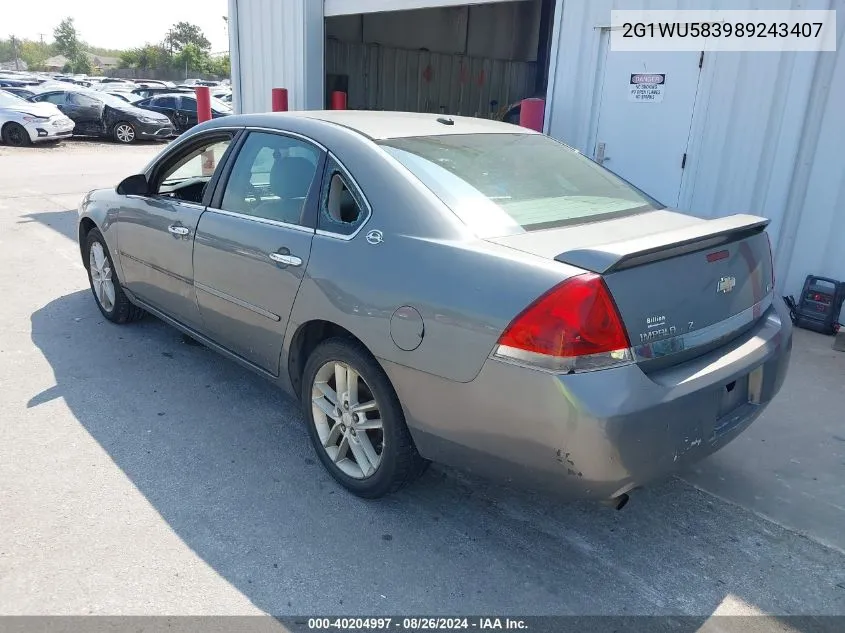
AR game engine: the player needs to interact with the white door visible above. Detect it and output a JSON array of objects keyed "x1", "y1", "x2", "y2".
[{"x1": 593, "y1": 49, "x2": 703, "y2": 207}]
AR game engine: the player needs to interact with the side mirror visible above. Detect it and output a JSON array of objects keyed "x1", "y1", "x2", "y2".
[{"x1": 116, "y1": 174, "x2": 149, "y2": 196}]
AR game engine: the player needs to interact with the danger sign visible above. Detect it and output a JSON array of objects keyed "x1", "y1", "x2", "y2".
[{"x1": 629, "y1": 73, "x2": 665, "y2": 102}]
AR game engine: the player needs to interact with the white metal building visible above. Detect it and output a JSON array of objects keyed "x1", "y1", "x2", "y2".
[{"x1": 228, "y1": 0, "x2": 845, "y2": 297}]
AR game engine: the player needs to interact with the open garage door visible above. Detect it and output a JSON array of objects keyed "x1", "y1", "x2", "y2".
[{"x1": 324, "y1": 0, "x2": 555, "y2": 123}]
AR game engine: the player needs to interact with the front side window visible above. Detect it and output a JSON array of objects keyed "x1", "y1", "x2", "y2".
[
  {"x1": 68, "y1": 92, "x2": 100, "y2": 108},
  {"x1": 318, "y1": 159, "x2": 368, "y2": 236},
  {"x1": 155, "y1": 136, "x2": 232, "y2": 204},
  {"x1": 153, "y1": 96, "x2": 178, "y2": 109},
  {"x1": 379, "y1": 133, "x2": 662, "y2": 237},
  {"x1": 220, "y1": 131, "x2": 321, "y2": 225}
]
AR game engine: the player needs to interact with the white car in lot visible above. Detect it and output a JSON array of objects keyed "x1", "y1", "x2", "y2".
[{"x1": 0, "y1": 90, "x2": 75, "y2": 146}]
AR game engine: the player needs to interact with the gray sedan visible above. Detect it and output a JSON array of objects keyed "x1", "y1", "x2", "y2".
[{"x1": 77, "y1": 111, "x2": 792, "y2": 503}]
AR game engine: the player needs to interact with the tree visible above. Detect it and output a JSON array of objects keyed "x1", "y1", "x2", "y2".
[
  {"x1": 167, "y1": 22, "x2": 211, "y2": 54},
  {"x1": 175, "y1": 43, "x2": 209, "y2": 75},
  {"x1": 53, "y1": 17, "x2": 93, "y2": 74},
  {"x1": 53, "y1": 18, "x2": 82, "y2": 60},
  {"x1": 120, "y1": 44, "x2": 169, "y2": 70},
  {"x1": 19, "y1": 40, "x2": 52, "y2": 70},
  {"x1": 208, "y1": 54, "x2": 231, "y2": 78},
  {"x1": 0, "y1": 38, "x2": 15, "y2": 63}
]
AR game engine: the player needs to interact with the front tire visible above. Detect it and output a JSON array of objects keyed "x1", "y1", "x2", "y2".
[
  {"x1": 2, "y1": 122, "x2": 32, "y2": 147},
  {"x1": 113, "y1": 122, "x2": 136, "y2": 144},
  {"x1": 302, "y1": 338, "x2": 428, "y2": 498},
  {"x1": 84, "y1": 228, "x2": 145, "y2": 323}
]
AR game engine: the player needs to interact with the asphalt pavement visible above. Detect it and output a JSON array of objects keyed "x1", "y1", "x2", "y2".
[{"x1": 0, "y1": 140, "x2": 843, "y2": 619}]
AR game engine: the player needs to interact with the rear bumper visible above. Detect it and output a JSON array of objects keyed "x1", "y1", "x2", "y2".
[{"x1": 382, "y1": 298, "x2": 793, "y2": 500}]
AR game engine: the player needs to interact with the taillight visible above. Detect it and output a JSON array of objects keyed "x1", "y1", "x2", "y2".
[{"x1": 493, "y1": 273, "x2": 633, "y2": 373}]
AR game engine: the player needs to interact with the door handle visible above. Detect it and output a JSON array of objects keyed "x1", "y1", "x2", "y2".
[
  {"x1": 268, "y1": 252, "x2": 302, "y2": 266},
  {"x1": 168, "y1": 224, "x2": 190, "y2": 236}
]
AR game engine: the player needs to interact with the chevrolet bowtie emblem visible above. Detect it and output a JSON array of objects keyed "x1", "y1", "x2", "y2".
[{"x1": 717, "y1": 276, "x2": 736, "y2": 294}]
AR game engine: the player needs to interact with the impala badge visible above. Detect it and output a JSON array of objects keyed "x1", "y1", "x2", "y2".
[
  {"x1": 717, "y1": 276, "x2": 736, "y2": 294},
  {"x1": 366, "y1": 230, "x2": 384, "y2": 245}
]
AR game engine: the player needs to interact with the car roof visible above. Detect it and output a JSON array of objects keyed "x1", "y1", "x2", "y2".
[{"x1": 223, "y1": 110, "x2": 535, "y2": 140}]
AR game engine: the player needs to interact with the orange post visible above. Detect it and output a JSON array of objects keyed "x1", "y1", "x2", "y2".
[
  {"x1": 330, "y1": 91, "x2": 347, "y2": 110},
  {"x1": 272, "y1": 88, "x2": 289, "y2": 112},
  {"x1": 195, "y1": 86, "x2": 212, "y2": 124},
  {"x1": 519, "y1": 98, "x2": 545, "y2": 132}
]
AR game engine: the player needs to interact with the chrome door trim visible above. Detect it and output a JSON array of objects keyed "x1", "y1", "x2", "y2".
[
  {"x1": 631, "y1": 293, "x2": 775, "y2": 362},
  {"x1": 194, "y1": 281, "x2": 281, "y2": 322},
  {"x1": 200, "y1": 207, "x2": 314, "y2": 234},
  {"x1": 243, "y1": 126, "x2": 329, "y2": 153}
]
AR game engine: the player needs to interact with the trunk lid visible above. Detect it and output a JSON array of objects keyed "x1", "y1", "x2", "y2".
[{"x1": 489, "y1": 210, "x2": 774, "y2": 365}]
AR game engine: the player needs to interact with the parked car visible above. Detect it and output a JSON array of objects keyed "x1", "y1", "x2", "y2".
[
  {"x1": 130, "y1": 86, "x2": 193, "y2": 100},
  {"x1": 29, "y1": 89, "x2": 173, "y2": 143},
  {"x1": 212, "y1": 89, "x2": 232, "y2": 103},
  {"x1": 1, "y1": 86, "x2": 36, "y2": 100},
  {"x1": 106, "y1": 91, "x2": 143, "y2": 104},
  {"x1": 76, "y1": 111, "x2": 792, "y2": 501},
  {"x1": 93, "y1": 81, "x2": 134, "y2": 92},
  {"x1": 134, "y1": 80, "x2": 173, "y2": 89},
  {"x1": 134, "y1": 93, "x2": 231, "y2": 134},
  {"x1": 0, "y1": 89, "x2": 74, "y2": 146}
]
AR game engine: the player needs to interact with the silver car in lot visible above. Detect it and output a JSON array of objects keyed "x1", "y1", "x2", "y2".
[{"x1": 77, "y1": 111, "x2": 792, "y2": 502}]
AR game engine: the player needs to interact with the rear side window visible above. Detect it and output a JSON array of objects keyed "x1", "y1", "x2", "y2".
[
  {"x1": 318, "y1": 158, "x2": 368, "y2": 236},
  {"x1": 379, "y1": 133, "x2": 661, "y2": 237}
]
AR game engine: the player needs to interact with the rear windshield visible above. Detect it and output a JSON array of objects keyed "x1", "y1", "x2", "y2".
[{"x1": 379, "y1": 133, "x2": 662, "y2": 237}]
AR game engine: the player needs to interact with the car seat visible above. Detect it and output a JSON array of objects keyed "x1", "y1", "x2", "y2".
[{"x1": 253, "y1": 156, "x2": 316, "y2": 224}]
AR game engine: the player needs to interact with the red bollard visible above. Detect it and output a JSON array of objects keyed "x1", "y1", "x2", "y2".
[
  {"x1": 272, "y1": 88, "x2": 289, "y2": 112},
  {"x1": 330, "y1": 91, "x2": 347, "y2": 110},
  {"x1": 195, "y1": 86, "x2": 212, "y2": 124},
  {"x1": 519, "y1": 97, "x2": 545, "y2": 132}
]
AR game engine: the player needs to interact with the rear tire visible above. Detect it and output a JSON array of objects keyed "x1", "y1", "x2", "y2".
[
  {"x1": 302, "y1": 338, "x2": 428, "y2": 498},
  {"x1": 84, "y1": 228, "x2": 145, "y2": 323},
  {"x1": 2, "y1": 122, "x2": 31, "y2": 147},
  {"x1": 113, "y1": 122, "x2": 136, "y2": 144}
]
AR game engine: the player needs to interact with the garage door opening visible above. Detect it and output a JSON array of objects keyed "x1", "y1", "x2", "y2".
[{"x1": 324, "y1": 0, "x2": 555, "y2": 124}]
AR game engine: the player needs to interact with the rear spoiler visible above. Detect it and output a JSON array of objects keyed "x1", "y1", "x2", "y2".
[{"x1": 554, "y1": 214, "x2": 770, "y2": 274}]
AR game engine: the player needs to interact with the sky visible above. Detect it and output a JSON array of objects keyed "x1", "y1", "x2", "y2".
[{"x1": 5, "y1": 0, "x2": 230, "y2": 53}]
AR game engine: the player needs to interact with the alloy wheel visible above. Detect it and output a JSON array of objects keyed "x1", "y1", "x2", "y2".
[
  {"x1": 89, "y1": 242, "x2": 116, "y2": 312},
  {"x1": 4, "y1": 124, "x2": 28, "y2": 147},
  {"x1": 311, "y1": 361, "x2": 384, "y2": 479},
  {"x1": 115, "y1": 124, "x2": 135, "y2": 143}
]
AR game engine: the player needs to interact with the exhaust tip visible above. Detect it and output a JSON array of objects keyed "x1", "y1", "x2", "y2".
[{"x1": 605, "y1": 493, "x2": 630, "y2": 511}]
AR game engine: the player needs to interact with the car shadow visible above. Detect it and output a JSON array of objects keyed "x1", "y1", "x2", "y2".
[
  {"x1": 27, "y1": 290, "x2": 844, "y2": 622},
  {"x1": 22, "y1": 210, "x2": 79, "y2": 242}
]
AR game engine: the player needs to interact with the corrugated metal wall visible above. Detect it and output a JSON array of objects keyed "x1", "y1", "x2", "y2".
[
  {"x1": 229, "y1": 0, "x2": 324, "y2": 113},
  {"x1": 325, "y1": 40, "x2": 537, "y2": 116},
  {"x1": 545, "y1": 0, "x2": 845, "y2": 293}
]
